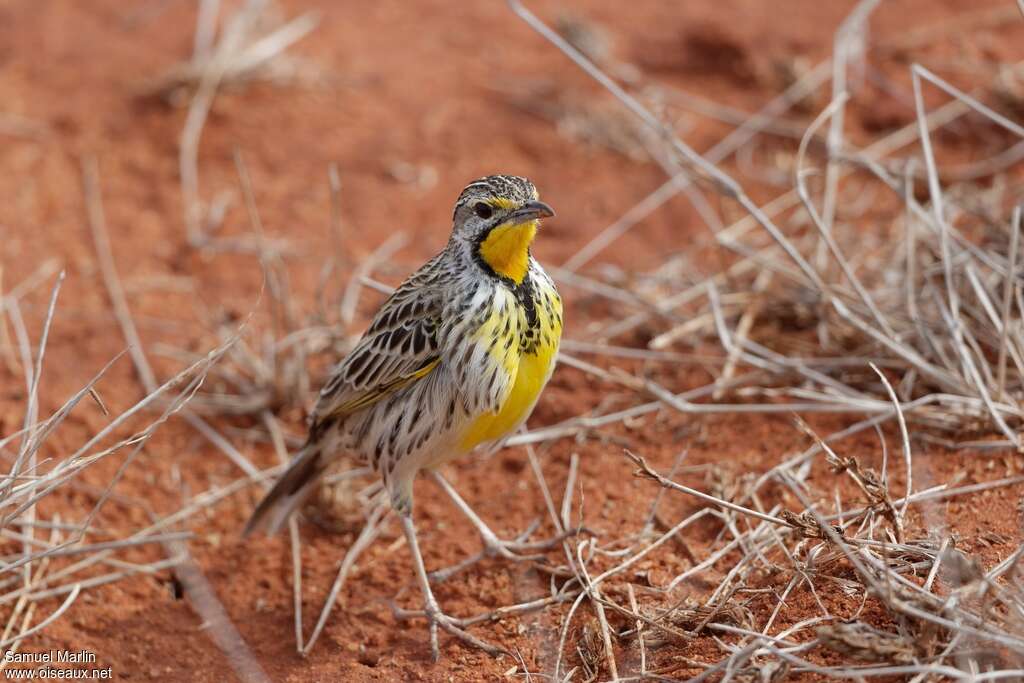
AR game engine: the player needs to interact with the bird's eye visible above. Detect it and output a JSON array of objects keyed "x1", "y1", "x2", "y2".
[{"x1": 474, "y1": 202, "x2": 493, "y2": 219}]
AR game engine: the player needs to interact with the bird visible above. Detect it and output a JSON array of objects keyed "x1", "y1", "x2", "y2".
[{"x1": 244, "y1": 174, "x2": 563, "y2": 660}]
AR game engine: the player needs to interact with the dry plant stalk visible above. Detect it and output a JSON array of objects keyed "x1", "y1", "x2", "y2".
[
  {"x1": 0, "y1": 280, "x2": 253, "y2": 658},
  {"x1": 171, "y1": 0, "x2": 319, "y2": 248},
  {"x1": 506, "y1": 0, "x2": 1024, "y2": 679}
]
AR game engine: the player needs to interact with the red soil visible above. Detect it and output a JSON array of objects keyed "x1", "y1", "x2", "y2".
[{"x1": 1, "y1": 0, "x2": 1023, "y2": 681}]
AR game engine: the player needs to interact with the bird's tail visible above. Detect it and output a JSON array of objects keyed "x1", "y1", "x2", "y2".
[{"x1": 243, "y1": 443, "x2": 326, "y2": 537}]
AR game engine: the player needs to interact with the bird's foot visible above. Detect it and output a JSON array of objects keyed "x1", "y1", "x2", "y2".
[{"x1": 392, "y1": 600, "x2": 507, "y2": 661}]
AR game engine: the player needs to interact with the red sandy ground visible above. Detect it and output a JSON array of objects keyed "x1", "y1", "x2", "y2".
[{"x1": 1, "y1": 1, "x2": 1023, "y2": 681}]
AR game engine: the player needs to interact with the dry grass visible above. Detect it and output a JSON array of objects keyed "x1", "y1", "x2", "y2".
[
  {"x1": 497, "y1": 0, "x2": 1024, "y2": 679},
  {"x1": 4, "y1": 0, "x2": 1024, "y2": 680},
  {"x1": 0, "y1": 2, "x2": 321, "y2": 676},
  {"x1": 0, "y1": 267, "x2": 256, "y2": 669}
]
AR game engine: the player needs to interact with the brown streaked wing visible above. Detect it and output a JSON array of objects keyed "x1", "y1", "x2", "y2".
[{"x1": 311, "y1": 272, "x2": 443, "y2": 424}]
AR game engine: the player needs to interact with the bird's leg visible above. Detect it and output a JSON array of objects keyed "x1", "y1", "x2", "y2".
[
  {"x1": 430, "y1": 471, "x2": 577, "y2": 563},
  {"x1": 393, "y1": 512, "x2": 506, "y2": 661}
]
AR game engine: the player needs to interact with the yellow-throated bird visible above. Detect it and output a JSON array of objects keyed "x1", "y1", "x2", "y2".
[{"x1": 245, "y1": 175, "x2": 562, "y2": 659}]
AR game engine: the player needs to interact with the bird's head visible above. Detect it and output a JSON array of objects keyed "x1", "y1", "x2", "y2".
[{"x1": 451, "y1": 175, "x2": 555, "y2": 285}]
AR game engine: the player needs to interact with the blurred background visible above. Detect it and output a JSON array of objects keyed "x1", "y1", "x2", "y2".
[{"x1": 2, "y1": 1, "x2": 1024, "y2": 680}]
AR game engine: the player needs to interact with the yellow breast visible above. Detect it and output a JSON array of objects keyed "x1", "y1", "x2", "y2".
[{"x1": 458, "y1": 284, "x2": 562, "y2": 451}]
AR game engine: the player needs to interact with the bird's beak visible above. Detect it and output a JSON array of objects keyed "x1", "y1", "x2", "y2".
[{"x1": 508, "y1": 200, "x2": 555, "y2": 225}]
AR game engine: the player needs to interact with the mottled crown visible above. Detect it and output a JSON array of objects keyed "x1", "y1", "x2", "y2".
[{"x1": 453, "y1": 175, "x2": 539, "y2": 218}]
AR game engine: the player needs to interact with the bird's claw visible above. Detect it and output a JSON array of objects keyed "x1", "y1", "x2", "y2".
[{"x1": 392, "y1": 601, "x2": 507, "y2": 661}]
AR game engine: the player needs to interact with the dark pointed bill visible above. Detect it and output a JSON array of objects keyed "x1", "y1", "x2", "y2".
[{"x1": 508, "y1": 200, "x2": 555, "y2": 225}]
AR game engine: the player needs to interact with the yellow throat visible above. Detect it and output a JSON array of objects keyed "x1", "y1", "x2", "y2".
[{"x1": 477, "y1": 219, "x2": 538, "y2": 285}]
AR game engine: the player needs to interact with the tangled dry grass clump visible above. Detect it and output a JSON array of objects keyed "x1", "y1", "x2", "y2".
[
  {"x1": 495, "y1": 0, "x2": 1024, "y2": 679},
  {"x1": 3, "y1": 0, "x2": 1024, "y2": 680},
  {"x1": 0, "y1": 268, "x2": 250, "y2": 668}
]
